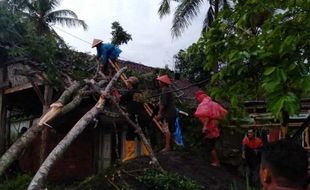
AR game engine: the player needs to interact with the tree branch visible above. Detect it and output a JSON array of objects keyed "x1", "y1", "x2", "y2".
[
  {"x1": 27, "y1": 67, "x2": 126, "y2": 190},
  {"x1": 0, "y1": 81, "x2": 83, "y2": 176}
]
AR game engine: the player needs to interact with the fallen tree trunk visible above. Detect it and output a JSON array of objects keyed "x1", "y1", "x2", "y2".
[
  {"x1": 0, "y1": 82, "x2": 82, "y2": 176},
  {"x1": 27, "y1": 67, "x2": 126, "y2": 190}
]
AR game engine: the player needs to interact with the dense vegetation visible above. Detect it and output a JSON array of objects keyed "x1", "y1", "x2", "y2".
[{"x1": 175, "y1": 0, "x2": 310, "y2": 121}]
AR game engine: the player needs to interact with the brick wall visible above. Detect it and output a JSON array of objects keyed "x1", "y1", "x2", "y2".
[{"x1": 20, "y1": 127, "x2": 94, "y2": 181}]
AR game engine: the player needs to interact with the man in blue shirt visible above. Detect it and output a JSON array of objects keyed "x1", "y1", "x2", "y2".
[{"x1": 92, "y1": 38, "x2": 122, "y2": 77}]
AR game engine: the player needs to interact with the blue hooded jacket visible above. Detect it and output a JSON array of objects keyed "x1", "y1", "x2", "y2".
[{"x1": 96, "y1": 43, "x2": 122, "y2": 65}]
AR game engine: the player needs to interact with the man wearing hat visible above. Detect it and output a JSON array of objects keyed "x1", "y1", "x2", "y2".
[
  {"x1": 119, "y1": 76, "x2": 150, "y2": 161},
  {"x1": 156, "y1": 74, "x2": 176, "y2": 153},
  {"x1": 92, "y1": 38, "x2": 122, "y2": 76}
]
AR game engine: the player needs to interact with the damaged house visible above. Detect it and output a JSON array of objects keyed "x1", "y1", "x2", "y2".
[{"x1": 0, "y1": 48, "x2": 199, "y2": 181}]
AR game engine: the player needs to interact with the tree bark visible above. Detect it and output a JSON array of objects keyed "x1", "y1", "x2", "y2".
[
  {"x1": 0, "y1": 82, "x2": 82, "y2": 176},
  {"x1": 27, "y1": 67, "x2": 126, "y2": 190}
]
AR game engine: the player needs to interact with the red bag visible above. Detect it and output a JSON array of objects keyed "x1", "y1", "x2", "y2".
[{"x1": 194, "y1": 97, "x2": 228, "y2": 121}]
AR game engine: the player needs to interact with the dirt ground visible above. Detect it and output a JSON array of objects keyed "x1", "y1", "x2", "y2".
[{"x1": 120, "y1": 151, "x2": 246, "y2": 190}]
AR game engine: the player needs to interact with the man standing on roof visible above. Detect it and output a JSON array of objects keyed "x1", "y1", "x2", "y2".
[
  {"x1": 119, "y1": 76, "x2": 150, "y2": 161},
  {"x1": 156, "y1": 74, "x2": 176, "y2": 153},
  {"x1": 242, "y1": 128, "x2": 263, "y2": 187},
  {"x1": 92, "y1": 38, "x2": 122, "y2": 77}
]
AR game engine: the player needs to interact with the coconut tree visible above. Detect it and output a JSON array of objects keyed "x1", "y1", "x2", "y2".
[
  {"x1": 4, "y1": 0, "x2": 87, "y2": 34},
  {"x1": 158, "y1": 0, "x2": 231, "y2": 37}
]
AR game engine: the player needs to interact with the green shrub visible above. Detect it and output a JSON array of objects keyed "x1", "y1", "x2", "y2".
[{"x1": 0, "y1": 174, "x2": 32, "y2": 190}]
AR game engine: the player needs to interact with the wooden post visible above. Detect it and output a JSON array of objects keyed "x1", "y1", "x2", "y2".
[
  {"x1": 39, "y1": 85, "x2": 53, "y2": 164},
  {"x1": 0, "y1": 47, "x2": 8, "y2": 155},
  {"x1": 0, "y1": 63, "x2": 7, "y2": 155},
  {"x1": 103, "y1": 134, "x2": 111, "y2": 169}
]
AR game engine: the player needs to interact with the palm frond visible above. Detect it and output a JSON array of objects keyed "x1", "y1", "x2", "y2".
[
  {"x1": 34, "y1": 0, "x2": 60, "y2": 18},
  {"x1": 49, "y1": 0, "x2": 61, "y2": 10},
  {"x1": 158, "y1": 0, "x2": 172, "y2": 19},
  {"x1": 201, "y1": 6, "x2": 214, "y2": 33},
  {"x1": 51, "y1": 17, "x2": 88, "y2": 30},
  {"x1": 223, "y1": 0, "x2": 234, "y2": 10},
  {"x1": 47, "y1": 9, "x2": 78, "y2": 19},
  {"x1": 171, "y1": 0, "x2": 204, "y2": 37}
]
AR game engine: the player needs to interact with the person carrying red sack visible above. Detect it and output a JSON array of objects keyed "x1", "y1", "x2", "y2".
[{"x1": 194, "y1": 90, "x2": 228, "y2": 167}]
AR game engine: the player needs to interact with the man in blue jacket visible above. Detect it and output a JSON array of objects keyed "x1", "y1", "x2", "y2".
[{"x1": 92, "y1": 38, "x2": 122, "y2": 77}]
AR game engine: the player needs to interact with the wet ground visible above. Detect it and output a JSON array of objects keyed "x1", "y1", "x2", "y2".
[{"x1": 120, "y1": 151, "x2": 246, "y2": 190}]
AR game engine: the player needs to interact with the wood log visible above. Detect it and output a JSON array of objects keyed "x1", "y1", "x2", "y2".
[
  {"x1": 27, "y1": 67, "x2": 126, "y2": 190},
  {"x1": 0, "y1": 82, "x2": 82, "y2": 176}
]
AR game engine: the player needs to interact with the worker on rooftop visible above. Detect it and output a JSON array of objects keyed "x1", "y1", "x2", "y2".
[
  {"x1": 92, "y1": 38, "x2": 121, "y2": 78},
  {"x1": 156, "y1": 74, "x2": 176, "y2": 153},
  {"x1": 119, "y1": 76, "x2": 150, "y2": 161}
]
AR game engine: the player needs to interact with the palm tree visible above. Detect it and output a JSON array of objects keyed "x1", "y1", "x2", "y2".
[
  {"x1": 5, "y1": 0, "x2": 87, "y2": 34},
  {"x1": 158, "y1": 0, "x2": 231, "y2": 37}
]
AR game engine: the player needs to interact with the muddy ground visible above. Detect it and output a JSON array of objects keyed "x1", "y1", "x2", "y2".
[{"x1": 118, "y1": 151, "x2": 246, "y2": 190}]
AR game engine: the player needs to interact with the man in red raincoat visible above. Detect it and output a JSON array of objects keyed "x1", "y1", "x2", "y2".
[{"x1": 194, "y1": 90, "x2": 227, "y2": 167}]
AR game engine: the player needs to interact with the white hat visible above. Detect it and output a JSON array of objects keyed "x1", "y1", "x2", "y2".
[{"x1": 91, "y1": 39, "x2": 103, "y2": 48}]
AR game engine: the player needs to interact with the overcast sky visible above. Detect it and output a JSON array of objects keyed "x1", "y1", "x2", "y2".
[{"x1": 53, "y1": 0, "x2": 208, "y2": 69}]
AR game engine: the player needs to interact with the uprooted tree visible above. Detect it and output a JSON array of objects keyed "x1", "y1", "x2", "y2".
[
  {"x1": 27, "y1": 67, "x2": 160, "y2": 190},
  {"x1": 0, "y1": 65, "x2": 163, "y2": 190}
]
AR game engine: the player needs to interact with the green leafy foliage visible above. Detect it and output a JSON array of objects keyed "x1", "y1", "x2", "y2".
[
  {"x1": 158, "y1": 0, "x2": 231, "y2": 37},
  {"x1": 111, "y1": 21, "x2": 132, "y2": 46},
  {"x1": 180, "y1": 0, "x2": 310, "y2": 120},
  {"x1": 174, "y1": 45, "x2": 210, "y2": 83},
  {"x1": 0, "y1": 174, "x2": 32, "y2": 190},
  {"x1": 0, "y1": 3, "x2": 26, "y2": 44},
  {"x1": 5, "y1": 0, "x2": 87, "y2": 34},
  {"x1": 25, "y1": 33, "x2": 58, "y2": 62},
  {"x1": 46, "y1": 62, "x2": 64, "y2": 88},
  {"x1": 138, "y1": 169, "x2": 203, "y2": 190}
]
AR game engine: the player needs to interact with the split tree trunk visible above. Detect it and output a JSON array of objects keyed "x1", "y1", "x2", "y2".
[
  {"x1": 0, "y1": 82, "x2": 82, "y2": 176},
  {"x1": 27, "y1": 67, "x2": 126, "y2": 190}
]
